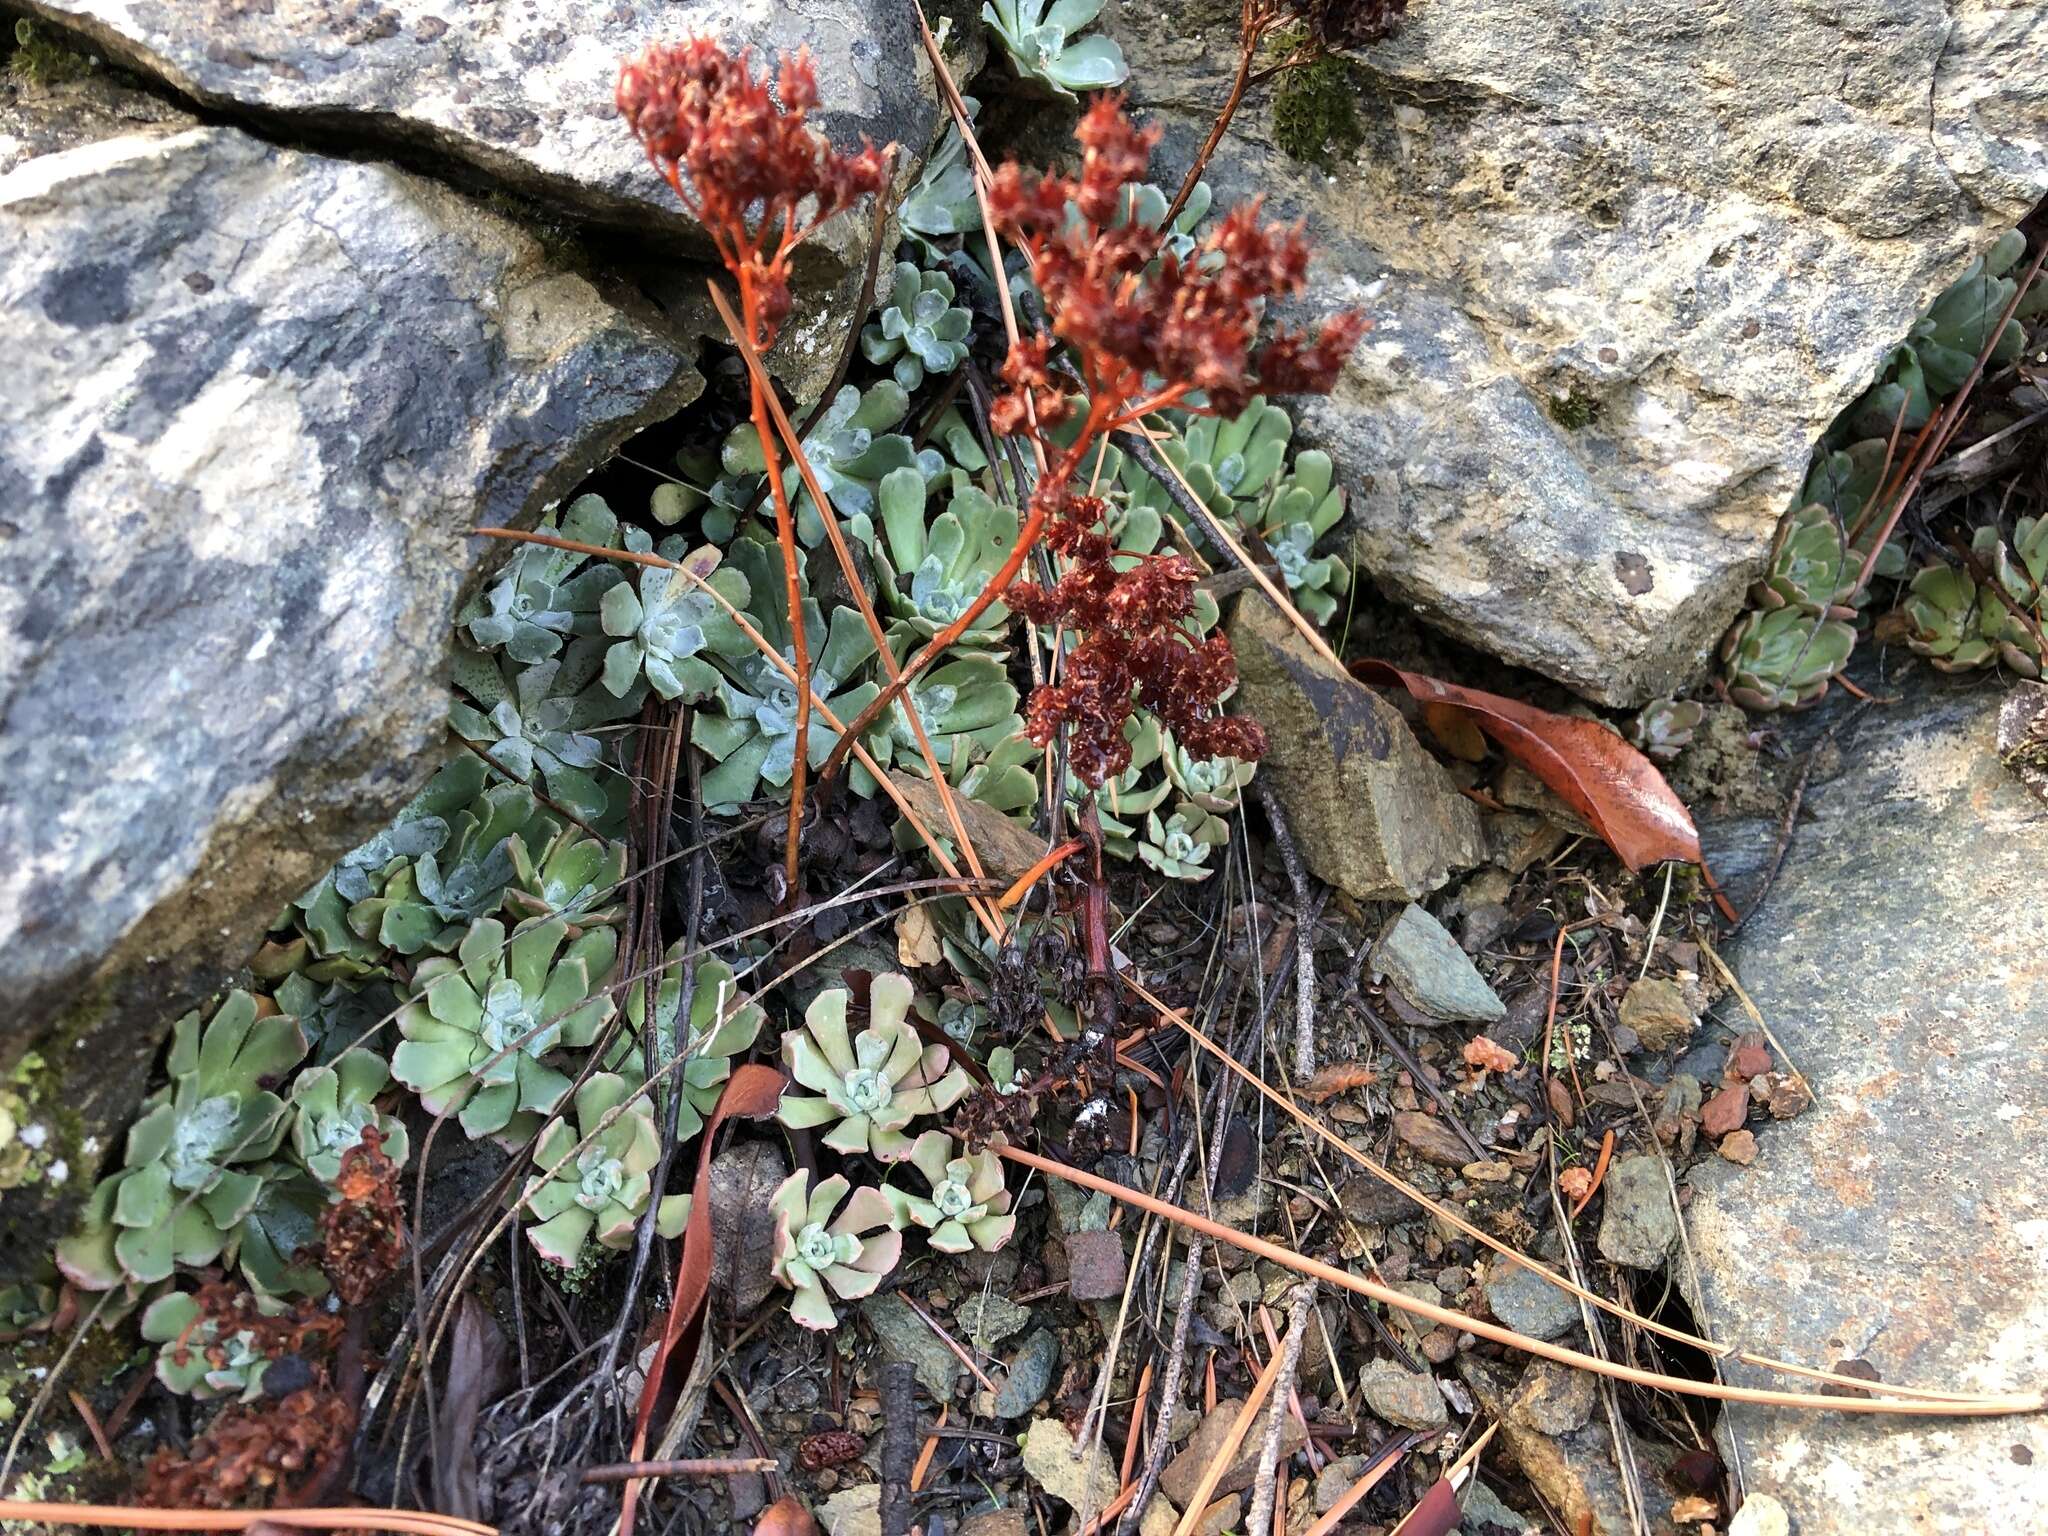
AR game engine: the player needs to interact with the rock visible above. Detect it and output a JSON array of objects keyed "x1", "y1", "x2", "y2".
[
  {"x1": 957, "y1": 1294, "x2": 1032, "y2": 1349},
  {"x1": 819, "y1": 1486, "x2": 880, "y2": 1536},
  {"x1": 1997, "y1": 681, "x2": 2048, "y2": 805},
  {"x1": 1688, "y1": 678, "x2": 2048, "y2": 1532},
  {"x1": 1594, "y1": 1155, "x2": 1676, "y2": 1271},
  {"x1": 1229, "y1": 599, "x2": 1485, "y2": 900},
  {"x1": 958, "y1": 1514, "x2": 1029, "y2": 1536},
  {"x1": 1314, "y1": 1455, "x2": 1367, "y2": 1513},
  {"x1": 1066, "y1": 1228, "x2": 1127, "y2": 1302},
  {"x1": 1160, "y1": 1398, "x2": 1308, "y2": 1507},
  {"x1": 861, "y1": 1294, "x2": 959, "y2": 1400},
  {"x1": 991, "y1": 1329, "x2": 1059, "y2": 1420},
  {"x1": 0, "y1": 123, "x2": 694, "y2": 1272},
  {"x1": 1726, "y1": 1493, "x2": 1791, "y2": 1536},
  {"x1": 709, "y1": 1140, "x2": 787, "y2": 1314},
  {"x1": 1102, "y1": 3, "x2": 2048, "y2": 703},
  {"x1": 0, "y1": 51, "x2": 192, "y2": 174},
  {"x1": 1392, "y1": 1111, "x2": 1473, "y2": 1170},
  {"x1": 1022, "y1": 1418, "x2": 1177, "y2": 1536},
  {"x1": 1457, "y1": 1478, "x2": 1538, "y2": 1535},
  {"x1": 1359, "y1": 1357, "x2": 1448, "y2": 1432},
  {"x1": 1371, "y1": 905, "x2": 1506, "y2": 1023},
  {"x1": 1461, "y1": 1357, "x2": 1659, "y2": 1536},
  {"x1": 1484, "y1": 1261, "x2": 1579, "y2": 1343},
  {"x1": 1716, "y1": 1129, "x2": 1758, "y2": 1166},
  {"x1": 1617, "y1": 978, "x2": 1695, "y2": 1053},
  {"x1": 1194, "y1": 1495, "x2": 1239, "y2": 1536},
  {"x1": 1700, "y1": 1081, "x2": 1750, "y2": 1138},
  {"x1": 1507, "y1": 1360, "x2": 1597, "y2": 1437}
]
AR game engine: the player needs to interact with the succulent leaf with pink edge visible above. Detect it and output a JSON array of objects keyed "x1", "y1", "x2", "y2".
[
  {"x1": 883, "y1": 1131, "x2": 1016, "y2": 1254},
  {"x1": 775, "y1": 973, "x2": 971, "y2": 1160},
  {"x1": 520, "y1": 1072, "x2": 688, "y2": 1269},
  {"x1": 769, "y1": 1170, "x2": 903, "y2": 1329}
]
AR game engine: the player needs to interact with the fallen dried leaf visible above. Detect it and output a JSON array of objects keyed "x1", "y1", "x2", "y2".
[
  {"x1": 709, "y1": 1139, "x2": 790, "y2": 1315},
  {"x1": 754, "y1": 1494, "x2": 819, "y2": 1536},
  {"x1": 895, "y1": 902, "x2": 944, "y2": 967},
  {"x1": 888, "y1": 770, "x2": 1045, "y2": 882},
  {"x1": 1352, "y1": 660, "x2": 1702, "y2": 871},
  {"x1": 1558, "y1": 1167, "x2": 1594, "y2": 1204},
  {"x1": 1463, "y1": 1035, "x2": 1518, "y2": 1075}
]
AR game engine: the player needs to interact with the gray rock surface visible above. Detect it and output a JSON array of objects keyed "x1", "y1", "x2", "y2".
[
  {"x1": 1104, "y1": 1, "x2": 2048, "y2": 703},
  {"x1": 1594, "y1": 1154, "x2": 1677, "y2": 1270},
  {"x1": 1230, "y1": 598, "x2": 1485, "y2": 900},
  {"x1": 1359, "y1": 1357, "x2": 1448, "y2": 1431},
  {"x1": 0, "y1": 123, "x2": 696, "y2": 1272},
  {"x1": 15, "y1": 2, "x2": 934, "y2": 399},
  {"x1": 1483, "y1": 1260, "x2": 1579, "y2": 1343},
  {"x1": 1688, "y1": 676, "x2": 2048, "y2": 1533},
  {"x1": 1370, "y1": 904, "x2": 1506, "y2": 1024}
]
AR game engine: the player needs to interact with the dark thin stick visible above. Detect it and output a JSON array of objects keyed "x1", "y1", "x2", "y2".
[
  {"x1": 1354, "y1": 997, "x2": 1490, "y2": 1164},
  {"x1": 1245, "y1": 1283, "x2": 1317, "y2": 1536},
  {"x1": 878, "y1": 1362, "x2": 919, "y2": 1536},
  {"x1": 581, "y1": 1457, "x2": 778, "y2": 1485},
  {"x1": 1257, "y1": 784, "x2": 1319, "y2": 1080}
]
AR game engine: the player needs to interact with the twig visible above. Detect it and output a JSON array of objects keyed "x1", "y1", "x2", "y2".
[
  {"x1": 580, "y1": 1458, "x2": 778, "y2": 1485},
  {"x1": 899, "y1": 1294, "x2": 1000, "y2": 1395},
  {"x1": 0, "y1": 1507, "x2": 493, "y2": 1536},
  {"x1": 878, "y1": 1363, "x2": 919, "y2": 1536},
  {"x1": 999, "y1": 1145, "x2": 2045, "y2": 1414},
  {"x1": 1732, "y1": 701, "x2": 1871, "y2": 934},
  {"x1": 1297, "y1": 1430, "x2": 1428, "y2": 1536},
  {"x1": 1245, "y1": 1284, "x2": 1317, "y2": 1536},
  {"x1": 1167, "y1": 1343, "x2": 1290, "y2": 1536},
  {"x1": 1354, "y1": 998, "x2": 1488, "y2": 1164},
  {"x1": 1256, "y1": 784, "x2": 1319, "y2": 1081}
]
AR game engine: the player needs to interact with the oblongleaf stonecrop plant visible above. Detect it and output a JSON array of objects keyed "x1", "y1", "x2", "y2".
[
  {"x1": 823, "y1": 96, "x2": 1366, "y2": 789},
  {"x1": 776, "y1": 973, "x2": 972, "y2": 1160},
  {"x1": 617, "y1": 37, "x2": 890, "y2": 895}
]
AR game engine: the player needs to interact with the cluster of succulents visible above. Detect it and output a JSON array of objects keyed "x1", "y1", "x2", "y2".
[
  {"x1": 1726, "y1": 227, "x2": 2041, "y2": 712},
  {"x1": 720, "y1": 379, "x2": 944, "y2": 546},
  {"x1": 982, "y1": 0, "x2": 1128, "y2": 98},
  {"x1": 1900, "y1": 517, "x2": 2045, "y2": 677},
  {"x1": 1628, "y1": 697, "x2": 1705, "y2": 762},
  {"x1": 1846, "y1": 231, "x2": 2043, "y2": 440},
  {"x1": 520, "y1": 1073, "x2": 690, "y2": 1268}
]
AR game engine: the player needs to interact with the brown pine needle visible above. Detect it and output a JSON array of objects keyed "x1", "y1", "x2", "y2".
[
  {"x1": 0, "y1": 1506, "x2": 494, "y2": 1536},
  {"x1": 997, "y1": 1145, "x2": 2043, "y2": 1416},
  {"x1": 1168, "y1": 1337, "x2": 1289, "y2": 1536}
]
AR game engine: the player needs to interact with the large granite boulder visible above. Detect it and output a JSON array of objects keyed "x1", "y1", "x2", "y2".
[
  {"x1": 0, "y1": 121, "x2": 698, "y2": 1271},
  {"x1": 1101, "y1": 0, "x2": 2048, "y2": 703},
  {"x1": 1687, "y1": 676, "x2": 2048, "y2": 1531},
  {"x1": 14, "y1": 0, "x2": 940, "y2": 392}
]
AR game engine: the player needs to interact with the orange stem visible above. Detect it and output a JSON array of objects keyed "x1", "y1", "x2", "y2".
[
  {"x1": 747, "y1": 371, "x2": 810, "y2": 907},
  {"x1": 0, "y1": 1506, "x2": 492, "y2": 1536},
  {"x1": 998, "y1": 838, "x2": 1084, "y2": 909},
  {"x1": 1571, "y1": 1129, "x2": 1615, "y2": 1218}
]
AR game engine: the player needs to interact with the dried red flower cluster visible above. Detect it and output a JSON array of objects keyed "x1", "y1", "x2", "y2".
[
  {"x1": 142, "y1": 1386, "x2": 355, "y2": 1511},
  {"x1": 987, "y1": 97, "x2": 1367, "y2": 783},
  {"x1": 320, "y1": 1124, "x2": 406, "y2": 1305},
  {"x1": 164, "y1": 1279, "x2": 343, "y2": 1374},
  {"x1": 616, "y1": 39, "x2": 889, "y2": 347}
]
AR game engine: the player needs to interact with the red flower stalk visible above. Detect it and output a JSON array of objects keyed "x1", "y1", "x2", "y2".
[
  {"x1": 618, "y1": 39, "x2": 889, "y2": 898},
  {"x1": 824, "y1": 95, "x2": 1365, "y2": 787}
]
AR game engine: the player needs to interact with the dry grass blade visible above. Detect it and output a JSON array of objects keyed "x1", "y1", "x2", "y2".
[
  {"x1": 0, "y1": 1505, "x2": 494, "y2": 1535},
  {"x1": 703, "y1": 278, "x2": 1004, "y2": 940},
  {"x1": 996, "y1": 1146, "x2": 2044, "y2": 1416},
  {"x1": 1167, "y1": 1341, "x2": 1288, "y2": 1536}
]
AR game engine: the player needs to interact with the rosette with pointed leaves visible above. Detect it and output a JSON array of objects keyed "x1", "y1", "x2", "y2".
[
  {"x1": 271, "y1": 973, "x2": 398, "y2": 1070},
  {"x1": 881, "y1": 1131, "x2": 1016, "y2": 1254},
  {"x1": 598, "y1": 541, "x2": 754, "y2": 702},
  {"x1": 863, "y1": 261, "x2": 973, "y2": 390},
  {"x1": 769, "y1": 1170, "x2": 903, "y2": 1329},
  {"x1": 506, "y1": 825, "x2": 628, "y2": 930},
  {"x1": 900, "y1": 106, "x2": 982, "y2": 252},
  {"x1": 723, "y1": 380, "x2": 943, "y2": 545},
  {"x1": 983, "y1": 0, "x2": 1128, "y2": 98},
  {"x1": 776, "y1": 973, "x2": 972, "y2": 1160},
  {"x1": 521, "y1": 1073, "x2": 689, "y2": 1269},
  {"x1": 1137, "y1": 801, "x2": 1230, "y2": 881},
  {"x1": 884, "y1": 656, "x2": 1023, "y2": 778},
  {"x1": 448, "y1": 640, "x2": 641, "y2": 826},
  {"x1": 614, "y1": 950, "x2": 766, "y2": 1142},
  {"x1": 288, "y1": 1052, "x2": 410, "y2": 1186},
  {"x1": 56, "y1": 993, "x2": 308, "y2": 1289},
  {"x1": 1161, "y1": 729, "x2": 1257, "y2": 813},
  {"x1": 873, "y1": 468, "x2": 1020, "y2": 647},
  {"x1": 1719, "y1": 607, "x2": 1858, "y2": 713},
  {"x1": 1628, "y1": 698, "x2": 1704, "y2": 763},
  {"x1": 691, "y1": 537, "x2": 882, "y2": 810},
  {"x1": 459, "y1": 495, "x2": 627, "y2": 664},
  {"x1": 287, "y1": 755, "x2": 490, "y2": 977},
  {"x1": 391, "y1": 916, "x2": 618, "y2": 1143},
  {"x1": 140, "y1": 1290, "x2": 286, "y2": 1403},
  {"x1": 344, "y1": 782, "x2": 560, "y2": 956}
]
